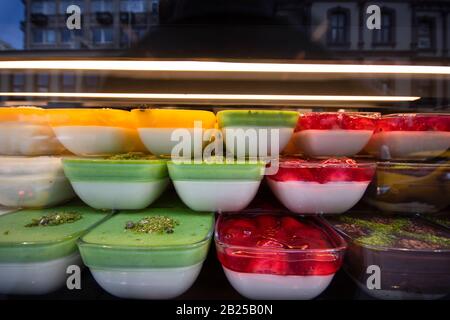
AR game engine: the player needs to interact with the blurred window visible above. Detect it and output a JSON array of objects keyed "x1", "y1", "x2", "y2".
[
  {"x1": 373, "y1": 11, "x2": 395, "y2": 45},
  {"x1": 120, "y1": 0, "x2": 146, "y2": 13},
  {"x1": 328, "y1": 9, "x2": 349, "y2": 45},
  {"x1": 32, "y1": 29, "x2": 56, "y2": 44},
  {"x1": 92, "y1": 28, "x2": 114, "y2": 44},
  {"x1": 31, "y1": 0, "x2": 56, "y2": 15},
  {"x1": 417, "y1": 18, "x2": 435, "y2": 49},
  {"x1": 92, "y1": 0, "x2": 113, "y2": 12}
]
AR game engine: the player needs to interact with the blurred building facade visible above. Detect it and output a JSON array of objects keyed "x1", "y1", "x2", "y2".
[{"x1": 1, "y1": 0, "x2": 449, "y2": 108}]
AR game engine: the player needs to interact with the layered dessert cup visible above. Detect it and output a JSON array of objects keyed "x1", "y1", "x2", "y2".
[
  {"x1": 78, "y1": 208, "x2": 214, "y2": 299},
  {"x1": 365, "y1": 113, "x2": 450, "y2": 160},
  {"x1": 293, "y1": 112, "x2": 379, "y2": 157},
  {"x1": 167, "y1": 160, "x2": 265, "y2": 212},
  {"x1": 0, "y1": 156, "x2": 75, "y2": 208},
  {"x1": 215, "y1": 213, "x2": 346, "y2": 299},
  {"x1": 0, "y1": 203, "x2": 110, "y2": 295},
  {"x1": 132, "y1": 109, "x2": 216, "y2": 158},
  {"x1": 267, "y1": 158, "x2": 376, "y2": 214},
  {"x1": 328, "y1": 213, "x2": 450, "y2": 300},
  {"x1": 364, "y1": 161, "x2": 450, "y2": 214},
  {"x1": 63, "y1": 154, "x2": 169, "y2": 210},
  {"x1": 0, "y1": 107, "x2": 66, "y2": 156},
  {"x1": 48, "y1": 108, "x2": 145, "y2": 156},
  {"x1": 217, "y1": 110, "x2": 299, "y2": 158}
]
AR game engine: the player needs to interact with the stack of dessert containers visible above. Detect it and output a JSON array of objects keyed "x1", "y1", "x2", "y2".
[
  {"x1": 0, "y1": 107, "x2": 75, "y2": 209},
  {"x1": 338, "y1": 112, "x2": 450, "y2": 300}
]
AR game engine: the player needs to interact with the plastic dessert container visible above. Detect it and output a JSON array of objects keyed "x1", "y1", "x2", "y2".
[
  {"x1": 328, "y1": 213, "x2": 450, "y2": 300},
  {"x1": 48, "y1": 108, "x2": 144, "y2": 156},
  {"x1": 0, "y1": 203, "x2": 110, "y2": 295},
  {"x1": 365, "y1": 113, "x2": 450, "y2": 160},
  {"x1": 217, "y1": 110, "x2": 299, "y2": 158},
  {"x1": 132, "y1": 109, "x2": 216, "y2": 157},
  {"x1": 364, "y1": 161, "x2": 450, "y2": 214},
  {"x1": 215, "y1": 213, "x2": 346, "y2": 300},
  {"x1": 78, "y1": 208, "x2": 214, "y2": 299},
  {"x1": 63, "y1": 154, "x2": 168, "y2": 210},
  {"x1": 267, "y1": 158, "x2": 376, "y2": 214},
  {"x1": 0, "y1": 107, "x2": 66, "y2": 156},
  {"x1": 293, "y1": 112, "x2": 379, "y2": 157},
  {"x1": 167, "y1": 160, "x2": 265, "y2": 212},
  {"x1": 0, "y1": 156, "x2": 75, "y2": 208}
]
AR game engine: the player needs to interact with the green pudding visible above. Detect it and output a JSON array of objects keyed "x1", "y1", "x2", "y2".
[
  {"x1": 0, "y1": 203, "x2": 110, "y2": 262},
  {"x1": 79, "y1": 208, "x2": 214, "y2": 269},
  {"x1": 167, "y1": 160, "x2": 265, "y2": 181},
  {"x1": 63, "y1": 157, "x2": 168, "y2": 182},
  {"x1": 217, "y1": 110, "x2": 299, "y2": 128}
]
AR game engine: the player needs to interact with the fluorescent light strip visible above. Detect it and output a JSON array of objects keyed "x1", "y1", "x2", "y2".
[
  {"x1": 0, "y1": 60, "x2": 449, "y2": 75},
  {"x1": 0, "y1": 92, "x2": 420, "y2": 102}
]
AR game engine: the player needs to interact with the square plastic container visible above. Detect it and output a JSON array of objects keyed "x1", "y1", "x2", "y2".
[
  {"x1": 78, "y1": 208, "x2": 214, "y2": 299},
  {"x1": 293, "y1": 112, "x2": 379, "y2": 157},
  {"x1": 217, "y1": 110, "x2": 299, "y2": 158},
  {"x1": 267, "y1": 157, "x2": 376, "y2": 214},
  {"x1": 364, "y1": 161, "x2": 450, "y2": 214},
  {"x1": 62, "y1": 154, "x2": 168, "y2": 210},
  {"x1": 132, "y1": 109, "x2": 216, "y2": 157},
  {"x1": 0, "y1": 156, "x2": 75, "y2": 208},
  {"x1": 365, "y1": 113, "x2": 450, "y2": 160},
  {"x1": 328, "y1": 213, "x2": 450, "y2": 300},
  {"x1": 215, "y1": 213, "x2": 346, "y2": 300},
  {"x1": 48, "y1": 108, "x2": 145, "y2": 156},
  {"x1": 0, "y1": 203, "x2": 110, "y2": 295},
  {"x1": 0, "y1": 107, "x2": 66, "y2": 156},
  {"x1": 167, "y1": 160, "x2": 265, "y2": 212}
]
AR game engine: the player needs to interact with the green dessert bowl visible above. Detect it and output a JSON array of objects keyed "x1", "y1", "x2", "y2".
[
  {"x1": 167, "y1": 160, "x2": 265, "y2": 212},
  {"x1": 217, "y1": 110, "x2": 299, "y2": 158},
  {"x1": 78, "y1": 208, "x2": 214, "y2": 299},
  {"x1": 62, "y1": 154, "x2": 169, "y2": 210},
  {"x1": 0, "y1": 203, "x2": 110, "y2": 295}
]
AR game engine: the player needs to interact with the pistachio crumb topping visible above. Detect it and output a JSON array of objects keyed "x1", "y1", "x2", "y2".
[
  {"x1": 125, "y1": 216, "x2": 180, "y2": 234},
  {"x1": 107, "y1": 152, "x2": 153, "y2": 160},
  {"x1": 25, "y1": 212, "x2": 82, "y2": 227}
]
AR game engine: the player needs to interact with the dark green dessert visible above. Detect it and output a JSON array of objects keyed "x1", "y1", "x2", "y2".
[
  {"x1": 328, "y1": 213, "x2": 450, "y2": 298},
  {"x1": 330, "y1": 214, "x2": 450, "y2": 250},
  {"x1": 0, "y1": 204, "x2": 110, "y2": 263}
]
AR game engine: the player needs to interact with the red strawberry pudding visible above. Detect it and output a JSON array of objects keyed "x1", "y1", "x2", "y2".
[
  {"x1": 365, "y1": 113, "x2": 450, "y2": 160},
  {"x1": 215, "y1": 214, "x2": 346, "y2": 300},
  {"x1": 267, "y1": 158, "x2": 376, "y2": 214},
  {"x1": 293, "y1": 112, "x2": 379, "y2": 157}
]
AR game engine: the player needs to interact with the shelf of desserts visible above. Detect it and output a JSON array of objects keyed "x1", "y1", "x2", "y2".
[{"x1": 0, "y1": 106, "x2": 448, "y2": 300}]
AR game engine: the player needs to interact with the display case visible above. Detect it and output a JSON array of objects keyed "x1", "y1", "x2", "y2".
[{"x1": 0, "y1": 0, "x2": 449, "y2": 302}]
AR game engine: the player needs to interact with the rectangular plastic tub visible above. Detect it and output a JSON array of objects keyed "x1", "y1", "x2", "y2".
[
  {"x1": 364, "y1": 161, "x2": 450, "y2": 214},
  {"x1": 328, "y1": 213, "x2": 450, "y2": 300},
  {"x1": 215, "y1": 213, "x2": 346, "y2": 300},
  {"x1": 0, "y1": 203, "x2": 110, "y2": 295},
  {"x1": 78, "y1": 208, "x2": 214, "y2": 299}
]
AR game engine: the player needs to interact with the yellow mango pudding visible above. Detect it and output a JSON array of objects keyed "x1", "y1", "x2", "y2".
[
  {"x1": 132, "y1": 109, "x2": 216, "y2": 157},
  {"x1": 48, "y1": 108, "x2": 144, "y2": 156},
  {"x1": 0, "y1": 107, "x2": 66, "y2": 156}
]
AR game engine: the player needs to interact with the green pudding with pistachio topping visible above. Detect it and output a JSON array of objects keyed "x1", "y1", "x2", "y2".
[
  {"x1": 0, "y1": 203, "x2": 110, "y2": 262},
  {"x1": 78, "y1": 208, "x2": 214, "y2": 269}
]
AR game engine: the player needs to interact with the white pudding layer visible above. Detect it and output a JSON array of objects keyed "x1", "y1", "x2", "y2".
[
  {"x1": 267, "y1": 180, "x2": 369, "y2": 214},
  {"x1": 71, "y1": 179, "x2": 169, "y2": 210},
  {"x1": 223, "y1": 267, "x2": 334, "y2": 300},
  {"x1": 365, "y1": 131, "x2": 450, "y2": 160},
  {"x1": 0, "y1": 253, "x2": 82, "y2": 295},
  {"x1": 53, "y1": 126, "x2": 137, "y2": 156},
  {"x1": 293, "y1": 129, "x2": 373, "y2": 157},
  {"x1": 0, "y1": 123, "x2": 65, "y2": 156},
  {"x1": 138, "y1": 128, "x2": 207, "y2": 157},
  {"x1": 91, "y1": 262, "x2": 203, "y2": 299},
  {"x1": 172, "y1": 180, "x2": 261, "y2": 212},
  {"x1": 222, "y1": 127, "x2": 294, "y2": 157},
  {"x1": 0, "y1": 174, "x2": 75, "y2": 208}
]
